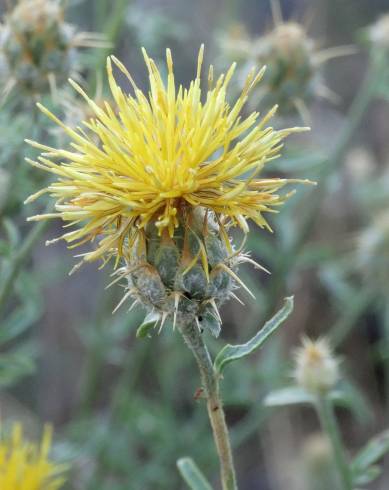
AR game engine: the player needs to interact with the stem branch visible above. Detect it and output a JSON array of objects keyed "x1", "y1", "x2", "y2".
[
  {"x1": 0, "y1": 217, "x2": 49, "y2": 314},
  {"x1": 316, "y1": 396, "x2": 352, "y2": 490},
  {"x1": 179, "y1": 321, "x2": 237, "y2": 490}
]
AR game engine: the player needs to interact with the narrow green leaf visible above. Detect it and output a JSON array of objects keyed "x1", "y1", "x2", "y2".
[
  {"x1": 352, "y1": 430, "x2": 389, "y2": 475},
  {"x1": 177, "y1": 457, "x2": 213, "y2": 490},
  {"x1": 214, "y1": 296, "x2": 294, "y2": 375},
  {"x1": 264, "y1": 386, "x2": 315, "y2": 407},
  {"x1": 136, "y1": 311, "x2": 160, "y2": 338},
  {"x1": 353, "y1": 465, "x2": 381, "y2": 486}
]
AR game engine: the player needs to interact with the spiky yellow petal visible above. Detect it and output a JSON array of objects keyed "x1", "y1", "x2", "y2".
[
  {"x1": 0, "y1": 423, "x2": 67, "y2": 490},
  {"x1": 26, "y1": 47, "x2": 309, "y2": 265}
]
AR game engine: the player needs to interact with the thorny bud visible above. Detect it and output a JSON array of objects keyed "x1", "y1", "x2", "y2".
[
  {"x1": 118, "y1": 207, "x2": 249, "y2": 337},
  {"x1": 0, "y1": 0, "x2": 107, "y2": 98},
  {"x1": 220, "y1": 15, "x2": 354, "y2": 119},
  {"x1": 294, "y1": 337, "x2": 339, "y2": 394}
]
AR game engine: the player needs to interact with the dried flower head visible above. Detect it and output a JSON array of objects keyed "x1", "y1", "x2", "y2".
[
  {"x1": 0, "y1": 0, "x2": 107, "y2": 98},
  {"x1": 26, "y1": 47, "x2": 310, "y2": 333},
  {"x1": 294, "y1": 337, "x2": 339, "y2": 394},
  {"x1": 0, "y1": 423, "x2": 66, "y2": 490}
]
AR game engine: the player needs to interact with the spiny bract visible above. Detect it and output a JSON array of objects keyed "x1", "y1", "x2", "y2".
[
  {"x1": 26, "y1": 47, "x2": 309, "y2": 334},
  {"x1": 0, "y1": 424, "x2": 66, "y2": 490}
]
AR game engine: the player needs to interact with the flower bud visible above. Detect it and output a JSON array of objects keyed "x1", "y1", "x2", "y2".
[
  {"x1": 294, "y1": 337, "x2": 339, "y2": 394},
  {"x1": 123, "y1": 209, "x2": 237, "y2": 336},
  {"x1": 0, "y1": 0, "x2": 106, "y2": 97}
]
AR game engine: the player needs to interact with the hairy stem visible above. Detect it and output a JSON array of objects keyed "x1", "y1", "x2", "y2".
[
  {"x1": 179, "y1": 321, "x2": 237, "y2": 490},
  {"x1": 315, "y1": 396, "x2": 352, "y2": 490}
]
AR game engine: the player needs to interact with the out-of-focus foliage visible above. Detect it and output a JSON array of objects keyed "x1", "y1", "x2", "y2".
[{"x1": 1, "y1": 0, "x2": 389, "y2": 489}]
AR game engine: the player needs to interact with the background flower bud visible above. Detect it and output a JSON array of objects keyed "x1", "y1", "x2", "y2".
[{"x1": 294, "y1": 338, "x2": 339, "y2": 394}]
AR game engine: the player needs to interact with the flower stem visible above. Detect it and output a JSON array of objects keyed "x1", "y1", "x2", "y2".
[
  {"x1": 0, "y1": 216, "x2": 49, "y2": 314},
  {"x1": 315, "y1": 396, "x2": 352, "y2": 490},
  {"x1": 179, "y1": 320, "x2": 238, "y2": 490}
]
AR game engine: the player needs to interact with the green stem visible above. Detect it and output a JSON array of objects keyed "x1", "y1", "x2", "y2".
[
  {"x1": 179, "y1": 321, "x2": 238, "y2": 490},
  {"x1": 315, "y1": 396, "x2": 352, "y2": 490},
  {"x1": 0, "y1": 216, "x2": 49, "y2": 314},
  {"x1": 383, "y1": 302, "x2": 389, "y2": 412},
  {"x1": 90, "y1": 0, "x2": 129, "y2": 86}
]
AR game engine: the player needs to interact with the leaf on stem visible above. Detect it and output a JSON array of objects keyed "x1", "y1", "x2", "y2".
[
  {"x1": 351, "y1": 430, "x2": 389, "y2": 485},
  {"x1": 264, "y1": 386, "x2": 315, "y2": 407},
  {"x1": 136, "y1": 311, "x2": 160, "y2": 338},
  {"x1": 214, "y1": 296, "x2": 294, "y2": 375},
  {"x1": 177, "y1": 457, "x2": 213, "y2": 490}
]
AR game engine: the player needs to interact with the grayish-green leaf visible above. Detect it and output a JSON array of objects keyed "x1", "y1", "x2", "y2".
[
  {"x1": 353, "y1": 465, "x2": 381, "y2": 486},
  {"x1": 136, "y1": 311, "x2": 160, "y2": 338},
  {"x1": 264, "y1": 386, "x2": 315, "y2": 407},
  {"x1": 177, "y1": 457, "x2": 213, "y2": 490},
  {"x1": 214, "y1": 297, "x2": 294, "y2": 374},
  {"x1": 352, "y1": 430, "x2": 389, "y2": 476}
]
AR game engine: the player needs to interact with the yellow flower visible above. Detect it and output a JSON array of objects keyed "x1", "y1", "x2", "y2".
[
  {"x1": 26, "y1": 47, "x2": 309, "y2": 268},
  {"x1": 0, "y1": 423, "x2": 67, "y2": 490}
]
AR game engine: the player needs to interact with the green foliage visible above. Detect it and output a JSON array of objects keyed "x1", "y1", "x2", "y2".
[
  {"x1": 214, "y1": 296, "x2": 294, "y2": 374},
  {"x1": 351, "y1": 430, "x2": 389, "y2": 485},
  {"x1": 177, "y1": 458, "x2": 213, "y2": 490},
  {"x1": 0, "y1": 1, "x2": 388, "y2": 488}
]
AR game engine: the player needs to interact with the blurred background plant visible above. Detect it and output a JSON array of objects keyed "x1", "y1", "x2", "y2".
[{"x1": 0, "y1": 0, "x2": 388, "y2": 489}]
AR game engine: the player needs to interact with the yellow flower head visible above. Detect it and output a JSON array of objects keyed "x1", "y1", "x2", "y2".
[
  {"x1": 26, "y1": 46, "x2": 308, "y2": 267},
  {"x1": 0, "y1": 423, "x2": 66, "y2": 490}
]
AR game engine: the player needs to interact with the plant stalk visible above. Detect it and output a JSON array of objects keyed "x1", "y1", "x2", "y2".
[
  {"x1": 179, "y1": 320, "x2": 237, "y2": 490},
  {"x1": 315, "y1": 395, "x2": 352, "y2": 490},
  {"x1": 0, "y1": 217, "x2": 48, "y2": 314}
]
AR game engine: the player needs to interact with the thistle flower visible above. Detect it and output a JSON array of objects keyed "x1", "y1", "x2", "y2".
[
  {"x1": 0, "y1": 423, "x2": 66, "y2": 490},
  {"x1": 26, "y1": 47, "x2": 310, "y2": 334},
  {"x1": 0, "y1": 0, "x2": 107, "y2": 99},
  {"x1": 294, "y1": 337, "x2": 339, "y2": 394}
]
